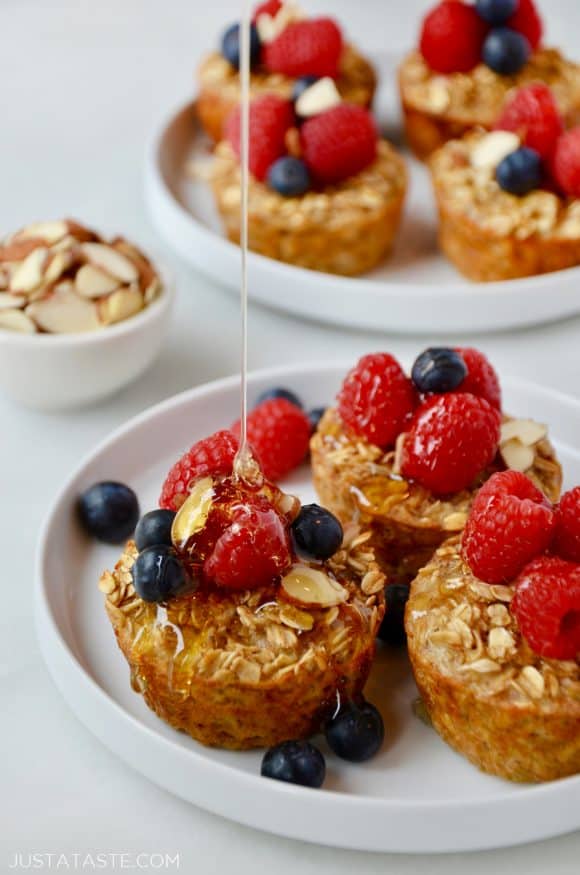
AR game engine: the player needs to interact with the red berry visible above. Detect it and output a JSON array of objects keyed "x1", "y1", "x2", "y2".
[
  {"x1": 495, "y1": 84, "x2": 563, "y2": 160},
  {"x1": 301, "y1": 104, "x2": 378, "y2": 185},
  {"x1": 551, "y1": 127, "x2": 580, "y2": 198},
  {"x1": 204, "y1": 500, "x2": 291, "y2": 590},
  {"x1": 462, "y1": 471, "x2": 555, "y2": 584},
  {"x1": 552, "y1": 487, "x2": 580, "y2": 562},
  {"x1": 264, "y1": 18, "x2": 343, "y2": 79},
  {"x1": 507, "y1": 0, "x2": 543, "y2": 51},
  {"x1": 512, "y1": 556, "x2": 580, "y2": 660},
  {"x1": 337, "y1": 353, "x2": 417, "y2": 449},
  {"x1": 231, "y1": 398, "x2": 311, "y2": 482},
  {"x1": 160, "y1": 430, "x2": 238, "y2": 511},
  {"x1": 456, "y1": 347, "x2": 502, "y2": 409},
  {"x1": 225, "y1": 95, "x2": 294, "y2": 181},
  {"x1": 253, "y1": 0, "x2": 282, "y2": 21},
  {"x1": 401, "y1": 393, "x2": 501, "y2": 495},
  {"x1": 419, "y1": 1, "x2": 488, "y2": 74}
]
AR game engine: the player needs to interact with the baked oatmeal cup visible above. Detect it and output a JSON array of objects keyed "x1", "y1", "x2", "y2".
[
  {"x1": 197, "y1": 1, "x2": 375, "y2": 142},
  {"x1": 399, "y1": 0, "x2": 580, "y2": 160}
]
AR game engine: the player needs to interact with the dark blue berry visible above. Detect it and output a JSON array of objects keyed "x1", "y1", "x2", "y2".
[
  {"x1": 77, "y1": 482, "x2": 139, "y2": 545},
  {"x1": 411, "y1": 348, "x2": 467, "y2": 394},
  {"x1": 135, "y1": 509, "x2": 176, "y2": 552},
  {"x1": 268, "y1": 157, "x2": 311, "y2": 197},
  {"x1": 131, "y1": 545, "x2": 196, "y2": 603},
  {"x1": 482, "y1": 27, "x2": 530, "y2": 75},
  {"x1": 292, "y1": 75, "x2": 319, "y2": 104},
  {"x1": 325, "y1": 701, "x2": 385, "y2": 763},
  {"x1": 307, "y1": 407, "x2": 326, "y2": 434},
  {"x1": 221, "y1": 23, "x2": 261, "y2": 70},
  {"x1": 475, "y1": 0, "x2": 517, "y2": 25},
  {"x1": 255, "y1": 387, "x2": 303, "y2": 409},
  {"x1": 378, "y1": 583, "x2": 410, "y2": 647},
  {"x1": 291, "y1": 504, "x2": 343, "y2": 561},
  {"x1": 496, "y1": 146, "x2": 542, "y2": 195},
  {"x1": 261, "y1": 740, "x2": 325, "y2": 788}
]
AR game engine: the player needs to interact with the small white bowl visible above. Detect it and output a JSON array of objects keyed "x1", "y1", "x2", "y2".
[{"x1": 0, "y1": 266, "x2": 174, "y2": 411}]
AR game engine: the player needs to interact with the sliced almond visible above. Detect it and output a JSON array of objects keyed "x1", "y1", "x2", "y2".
[
  {"x1": 10, "y1": 247, "x2": 48, "y2": 293},
  {"x1": 16, "y1": 220, "x2": 68, "y2": 244},
  {"x1": 500, "y1": 419, "x2": 547, "y2": 447},
  {"x1": 99, "y1": 286, "x2": 143, "y2": 325},
  {"x1": 0, "y1": 308, "x2": 37, "y2": 333},
  {"x1": 471, "y1": 131, "x2": 520, "y2": 171},
  {"x1": 26, "y1": 287, "x2": 100, "y2": 334},
  {"x1": 44, "y1": 249, "x2": 74, "y2": 285},
  {"x1": 256, "y1": 2, "x2": 304, "y2": 43},
  {"x1": 171, "y1": 476, "x2": 214, "y2": 549},
  {"x1": 281, "y1": 565, "x2": 348, "y2": 608},
  {"x1": 81, "y1": 242, "x2": 138, "y2": 283},
  {"x1": 501, "y1": 438, "x2": 535, "y2": 472},
  {"x1": 0, "y1": 292, "x2": 26, "y2": 310},
  {"x1": 144, "y1": 277, "x2": 162, "y2": 305},
  {"x1": 66, "y1": 219, "x2": 98, "y2": 243},
  {"x1": 295, "y1": 77, "x2": 341, "y2": 118},
  {"x1": 112, "y1": 237, "x2": 157, "y2": 288},
  {"x1": 76, "y1": 264, "x2": 120, "y2": 298},
  {"x1": 0, "y1": 237, "x2": 44, "y2": 263}
]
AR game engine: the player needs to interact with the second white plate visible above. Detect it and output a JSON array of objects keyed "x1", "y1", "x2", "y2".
[{"x1": 145, "y1": 53, "x2": 580, "y2": 334}]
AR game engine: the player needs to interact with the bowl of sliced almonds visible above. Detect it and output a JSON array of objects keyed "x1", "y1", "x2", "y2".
[{"x1": 0, "y1": 219, "x2": 173, "y2": 410}]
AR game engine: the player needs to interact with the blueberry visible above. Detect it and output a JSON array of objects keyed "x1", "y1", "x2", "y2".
[
  {"x1": 221, "y1": 22, "x2": 261, "y2": 70},
  {"x1": 482, "y1": 27, "x2": 530, "y2": 75},
  {"x1": 77, "y1": 481, "x2": 139, "y2": 544},
  {"x1": 411, "y1": 348, "x2": 467, "y2": 394},
  {"x1": 325, "y1": 701, "x2": 384, "y2": 763},
  {"x1": 268, "y1": 157, "x2": 311, "y2": 197},
  {"x1": 496, "y1": 146, "x2": 542, "y2": 195},
  {"x1": 255, "y1": 387, "x2": 303, "y2": 409},
  {"x1": 291, "y1": 504, "x2": 343, "y2": 561},
  {"x1": 378, "y1": 583, "x2": 410, "y2": 647},
  {"x1": 131, "y1": 545, "x2": 196, "y2": 603},
  {"x1": 135, "y1": 509, "x2": 176, "y2": 551},
  {"x1": 475, "y1": 0, "x2": 517, "y2": 25},
  {"x1": 307, "y1": 407, "x2": 326, "y2": 434},
  {"x1": 292, "y1": 75, "x2": 319, "y2": 104},
  {"x1": 261, "y1": 740, "x2": 325, "y2": 788}
]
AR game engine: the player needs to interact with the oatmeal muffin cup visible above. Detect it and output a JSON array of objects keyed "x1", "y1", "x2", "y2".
[
  {"x1": 407, "y1": 474, "x2": 580, "y2": 783},
  {"x1": 311, "y1": 350, "x2": 562, "y2": 582},
  {"x1": 197, "y1": 2, "x2": 376, "y2": 143},
  {"x1": 399, "y1": 0, "x2": 580, "y2": 160}
]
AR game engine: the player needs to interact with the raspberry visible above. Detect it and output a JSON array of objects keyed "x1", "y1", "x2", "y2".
[
  {"x1": 462, "y1": 471, "x2": 555, "y2": 584},
  {"x1": 264, "y1": 18, "x2": 343, "y2": 79},
  {"x1": 419, "y1": 1, "x2": 488, "y2": 74},
  {"x1": 456, "y1": 347, "x2": 502, "y2": 409},
  {"x1": 253, "y1": 0, "x2": 282, "y2": 21},
  {"x1": 495, "y1": 84, "x2": 563, "y2": 160},
  {"x1": 337, "y1": 353, "x2": 417, "y2": 449},
  {"x1": 507, "y1": 0, "x2": 543, "y2": 51},
  {"x1": 204, "y1": 500, "x2": 291, "y2": 590},
  {"x1": 552, "y1": 487, "x2": 580, "y2": 562},
  {"x1": 512, "y1": 556, "x2": 580, "y2": 660},
  {"x1": 160, "y1": 430, "x2": 238, "y2": 511},
  {"x1": 231, "y1": 398, "x2": 311, "y2": 482},
  {"x1": 551, "y1": 127, "x2": 580, "y2": 198},
  {"x1": 300, "y1": 104, "x2": 378, "y2": 185},
  {"x1": 401, "y1": 393, "x2": 501, "y2": 495},
  {"x1": 225, "y1": 95, "x2": 294, "y2": 181}
]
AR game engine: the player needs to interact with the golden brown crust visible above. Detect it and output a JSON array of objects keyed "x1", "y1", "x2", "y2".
[
  {"x1": 399, "y1": 48, "x2": 580, "y2": 161},
  {"x1": 197, "y1": 45, "x2": 377, "y2": 143},
  {"x1": 100, "y1": 530, "x2": 385, "y2": 750},
  {"x1": 208, "y1": 140, "x2": 407, "y2": 277},
  {"x1": 311, "y1": 408, "x2": 562, "y2": 582},
  {"x1": 430, "y1": 132, "x2": 580, "y2": 281},
  {"x1": 406, "y1": 537, "x2": 580, "y2": 782}
]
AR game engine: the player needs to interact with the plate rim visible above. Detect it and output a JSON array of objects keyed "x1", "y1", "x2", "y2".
[{"x1": 35, "y1": 362, "x2": 580, "y2": 853}]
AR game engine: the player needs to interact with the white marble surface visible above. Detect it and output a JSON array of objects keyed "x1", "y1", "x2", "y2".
[{"x1": 2, "y1": 0, "x2": 580, "y2": 871}]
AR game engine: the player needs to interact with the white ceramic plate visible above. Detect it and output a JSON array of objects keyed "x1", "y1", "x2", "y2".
[
  {"x1": 36, "y1": 362, "x2": 580, "y2": 854},
  {"x1": 145, "y1": 53, "x2": 580, "y2": 335}
]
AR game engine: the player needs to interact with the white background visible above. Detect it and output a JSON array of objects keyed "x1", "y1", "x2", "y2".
[{"x1": 2, "y1": 0, "x2": 580, "y2": 871}]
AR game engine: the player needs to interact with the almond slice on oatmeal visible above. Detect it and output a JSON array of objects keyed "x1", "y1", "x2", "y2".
[
  {"x1": 281, "y1": 565, "x2": 348, "y2": 608},
  {"x1": 500, "y1": 419, "x2": 548, "y2": 447},
  {"x1": 81, "y1": 242, "x2": 139, "y2": 284},
  {"x1": 27, "y1": 286, "x2": 100, "y2": 334},
  {"x1": 0, "y1": 308, "x2": 37, "y2": 333},
  {"x1": 500, "y1": 438, "x2": 535, "y2": 473}
]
